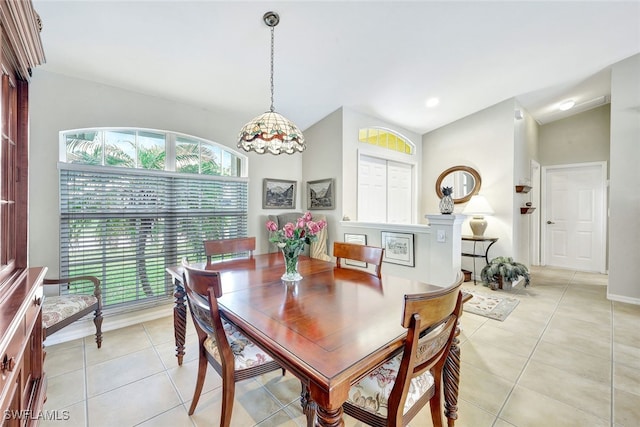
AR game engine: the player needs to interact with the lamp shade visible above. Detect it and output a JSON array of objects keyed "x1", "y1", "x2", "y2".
[
  {"x1": 237, "y1": 111, "x2": 305, "y2": 155},
  {"x1": 462, "y1": 195, "x2": 494, "y2": 236},
  {"x1": 462, "y1": 195, "x2": 494, "y2": 216}
]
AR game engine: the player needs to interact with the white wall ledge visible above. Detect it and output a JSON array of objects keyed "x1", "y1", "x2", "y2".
[{"x1": 340, "y1": 221, "x2": 431, "y2": 234}]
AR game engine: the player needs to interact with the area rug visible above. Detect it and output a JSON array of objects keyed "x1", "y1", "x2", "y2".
[{"x1": 463, "y1": 290, "x2": 520, "y2": 321}]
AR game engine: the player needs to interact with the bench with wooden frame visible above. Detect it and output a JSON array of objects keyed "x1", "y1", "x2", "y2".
[{"x1": 42, "y1": 275, "x2": 103, "y2": 348}]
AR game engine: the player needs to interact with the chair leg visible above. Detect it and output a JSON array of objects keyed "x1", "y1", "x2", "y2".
[
  {"x1": 188, "y1": 349, "x2": 208, "y2": 415},
  {"x1": 93, "y1": 310, "x2": 103, "y2": 349},
  {"x1": 429, "y1": 366, "x2": 445, "y2": 427},
  {"x1": 220, "y1": 375, "x2": 235, "y2": 427}
]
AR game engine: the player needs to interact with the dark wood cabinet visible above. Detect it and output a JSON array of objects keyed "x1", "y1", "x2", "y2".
[
  {"x1": 0, "y1": 1, "x2": 45, "y2": 425},
  {"x1": 1, "y1": 268, "x2": 47, "y2": 427}
]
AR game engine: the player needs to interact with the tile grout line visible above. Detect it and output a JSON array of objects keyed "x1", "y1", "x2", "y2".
[
  {"x1": 83, "y1": 338, "x2": 90, "y2": 427},
  {"x1": 490, "y1": 273, "x2": 573, "y2": 427},
  {"x1": 610, "y1": 300, "x2": 615, "y2": 427}
]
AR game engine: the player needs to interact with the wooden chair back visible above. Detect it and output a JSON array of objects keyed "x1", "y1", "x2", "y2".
[
  {"x1": 343, "y1": 273, "x2": 463, "y2": 427},
  {"x1": 181, "y1": 258, "x2": 283, "y2": 424},
  {"x1": 334, "y1": 241, "x2": 384, "y2": 278},
  {"x1": 391, "y1": 275, "x2": 463, "y2": 425},
  {"x1": 203, "y1": 236, "x2": 255, "y2": 264}
]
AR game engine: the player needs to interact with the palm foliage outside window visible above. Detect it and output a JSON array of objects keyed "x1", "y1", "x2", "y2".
[{"x1": 58, "y1": 128, "x2": 247, "y2": 310}]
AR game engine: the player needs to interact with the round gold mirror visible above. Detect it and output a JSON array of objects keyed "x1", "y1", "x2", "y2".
[{"x1": 435, "y1": 166, "x2": 481, "y2": 204}]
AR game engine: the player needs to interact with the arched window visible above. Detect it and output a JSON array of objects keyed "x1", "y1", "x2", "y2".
[
  {"x1": 358, "y1": 128, "x2": 415, "y2": 155},
  {"x1": 58, "y1": 128, "x2": 248, "y2": 310}
]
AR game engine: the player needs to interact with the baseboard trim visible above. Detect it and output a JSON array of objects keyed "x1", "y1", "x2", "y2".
[
  {"x1": 607, "y1": 292, "x2": 640, "y2": 306},
  {"x1": 44, "y1": 302, "x2": 174, "y2": 346}
]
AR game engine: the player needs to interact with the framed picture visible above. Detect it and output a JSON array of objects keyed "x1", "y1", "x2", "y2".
[
  {"x1": 307, "y1": 178, "x2": 335, "y2": 210},
  {"x1": 381, "y1": 231, "x2": 415, "y2": 267},
  {"x1": 263, "y1": 178, "x2": 296, "y2": 209},
  {"x1": 344, "y1": 233, "x2": 367, "y2": 267}
]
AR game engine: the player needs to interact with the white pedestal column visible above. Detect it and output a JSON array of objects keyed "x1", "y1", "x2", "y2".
[{"x1": 424, "y1": 214, "x2": 465, "y2": 287}]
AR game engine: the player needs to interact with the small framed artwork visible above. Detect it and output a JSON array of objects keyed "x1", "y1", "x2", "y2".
[
  {"x1": 344, "y1": 233, "x2": 367, "y2": 267},
  {"x1": 381, "y1": 231, "x2": 415, "y2": 267},
  {"x1": 307, "y1": 178, "x2": 335, "y2": 210},
  {"x1": 263, "y1": 178, "x2": 296, "y2": 209}
]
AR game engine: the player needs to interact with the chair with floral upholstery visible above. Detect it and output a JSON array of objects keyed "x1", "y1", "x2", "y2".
[
  {"x1": 342, "y1": 274, "x2": 464, "y2": 427},
  {"x1": 42, "y1": 275, "x2": 103, "y2": 348},
  {"x1": 181, "y1": 259, "x2": 283, "y2": 424}
]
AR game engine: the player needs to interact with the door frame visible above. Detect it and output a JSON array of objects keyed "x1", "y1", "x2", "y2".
[
  {"x1": 530, "y1": 160, "x2": 541, "y2": 265},
  {"x1": 540, "y1": 161, "x2": 608, "y2": 273}
]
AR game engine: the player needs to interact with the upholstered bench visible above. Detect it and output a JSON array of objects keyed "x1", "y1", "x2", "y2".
[{"x1": 42, "y1": 276, "x2": 103, "y2": 348}]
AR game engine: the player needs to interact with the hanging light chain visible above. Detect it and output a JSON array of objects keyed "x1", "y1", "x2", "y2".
[{"x1": 269, "y1": 24, "x2": 275, "y2": 112}]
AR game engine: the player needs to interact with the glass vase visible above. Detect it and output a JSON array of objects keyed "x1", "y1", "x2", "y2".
[{"x1": 281, "y1": 244, "x2": 304, "y2": 282}]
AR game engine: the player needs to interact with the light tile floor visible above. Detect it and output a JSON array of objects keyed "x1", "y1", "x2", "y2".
[{"x1": 41, "y1": 267, "x2": 640, "y2": 427}]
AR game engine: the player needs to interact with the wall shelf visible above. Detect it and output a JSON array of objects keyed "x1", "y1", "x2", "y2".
[
  {"x1": 520, "y1": 207, "x2": 536, "y2": 214},
  {"x1": 515, "y1": 185, "x2": 532, "y2": 193}
]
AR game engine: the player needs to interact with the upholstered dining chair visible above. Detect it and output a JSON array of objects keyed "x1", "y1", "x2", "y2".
[
  {"x1": 181, "y1": 259, "x2": 283, "y2": 425},
  {"x1": 333, "y1": 241, "x2": 385, "y2": 278},
  {"x1": 342, "y1": 274, "x2": 464, "y2": 427},
  {"x1": 203, "y1": 236, "x2": 255, "y2": 264},
  {"x1": 42, "y1": 275, "x2": 103, "y2": 348}
]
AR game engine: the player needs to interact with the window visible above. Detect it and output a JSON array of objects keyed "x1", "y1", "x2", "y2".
[
  {"x1": 357, "y1": 128, "x2": 415, "y2": 224},
  {"x1": 358, "y1": 128, "x2": 414, "y2": 154},
  {"x1": 58, "y1": 128, "x2": 248, "y2": 310}
]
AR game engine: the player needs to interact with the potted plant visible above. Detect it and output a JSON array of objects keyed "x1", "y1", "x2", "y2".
[{"x1": 480, "y1": 256, "x2": 530, "y2": 290}]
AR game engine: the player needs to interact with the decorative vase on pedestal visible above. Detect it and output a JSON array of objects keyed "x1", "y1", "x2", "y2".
[
  {"x1": 439, "y1": 195, "x2": 454, "y2": 214},
  {"x1": 281, "y1": 244, "x2": 304, "y2": 282},
  {"x1": 439, "y1": 186, "x2": 454, "y2": 214}
]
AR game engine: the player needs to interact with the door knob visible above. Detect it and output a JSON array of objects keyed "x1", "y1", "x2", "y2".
[{"x1": 546, "y1": 220, "x2": 555, "y2": 224}]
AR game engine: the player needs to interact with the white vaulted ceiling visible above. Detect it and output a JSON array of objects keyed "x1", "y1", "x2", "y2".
[{"x1": 33, "y1": 0, "x2": 640, "y2": 134}]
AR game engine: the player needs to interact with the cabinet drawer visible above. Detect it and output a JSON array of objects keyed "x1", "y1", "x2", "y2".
[
  {"x1": 24, "y1": 286, "x2": 43, "y2": 336},
  {"x1": 0, "y1": 314, "x2": 26, "y2": 411}
]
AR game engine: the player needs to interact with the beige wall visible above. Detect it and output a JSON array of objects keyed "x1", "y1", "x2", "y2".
[
  {"x1": 422, "y1": 99, "x2": 518, "y2": 272},
  {"x1": 608, "y1": 53, "x2": 640, "y2": 303},
  {"x1": 28, "y1": 70, "x2": 303, "y2": 276},
  {"x1": 301, "y1": 108, "x2": 344, "y2": 253},
  {"x1": 538, "y1": 104, "x2": 611, "y2": 167}
]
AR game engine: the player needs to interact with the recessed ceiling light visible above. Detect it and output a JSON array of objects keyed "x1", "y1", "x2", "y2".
[
  {"x1": 558, "y1": 100, "x2": 576, "y2": 111},
  {"x1": 425, "y1": 97, "x2": 440, "y2": 108}
]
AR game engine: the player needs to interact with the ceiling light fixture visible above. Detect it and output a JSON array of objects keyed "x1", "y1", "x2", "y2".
[
  {"x1": 425, "y1": 97, "x2": 440, "y2": 108},
  {"x1": 237, "y1": 11, "x2": 305, "y2": 155},
  {"x1": 558, "y1": 99, "x2": 576, "y2": 111}
]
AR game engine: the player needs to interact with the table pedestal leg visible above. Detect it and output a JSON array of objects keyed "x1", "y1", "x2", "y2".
[
  {"x1": 300, "y1": 384, "x2": 317, "y2": 427},
  {"x1": 173, "y1": 279, "x2": 186, "y2": 366},
  {"x1": 316, "y1": 405, "x2": 343, "y2": 427},
  {"x1": 444, "y1": 319, "x2": 462, "y2": 426}
]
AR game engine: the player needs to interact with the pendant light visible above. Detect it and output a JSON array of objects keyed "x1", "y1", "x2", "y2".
[{"x1": 237, "y1": 11, "x2": 305, "y2": 155}]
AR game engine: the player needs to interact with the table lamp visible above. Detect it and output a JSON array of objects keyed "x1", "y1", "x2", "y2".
[{"x1": 462, "y1": 194, "x2": 494, "y2": 237}]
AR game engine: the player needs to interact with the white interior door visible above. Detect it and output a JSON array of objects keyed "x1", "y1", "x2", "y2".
[
  {"x1": 542, "y1": 162, "x2": 606, "y2": 272},
  {"x1": 387, "y1": 161, "x2": 413, "y2": 223},
  {"x1": 358, "y1": 155, "x2": 387, "y2": 222}
]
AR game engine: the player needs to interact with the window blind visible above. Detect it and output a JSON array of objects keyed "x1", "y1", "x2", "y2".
[{"x1": 59, "y1": 167, "x2": 248, "y2": 310}]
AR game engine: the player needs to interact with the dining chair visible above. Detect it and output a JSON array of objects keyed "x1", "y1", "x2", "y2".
[
  {"x1": 342, "y1": 274, "x2": 464, "y2": 427},
  {"x1": 333, "y1": 241, "x2": 385, "y2": 278},
  {"x1": 42, "y1": 275, "x2": 103, "y2": 348},
  {"x1": 203, "y1": 236, "x2": 255, "y2": 264},
  {"x1": 181, "y1": 259, "x2": 283, "y2": 426}
]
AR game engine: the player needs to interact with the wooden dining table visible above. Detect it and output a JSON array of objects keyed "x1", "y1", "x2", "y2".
[{"x1": 167, "y1": 253, "x2": 466, "y2": 427}]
